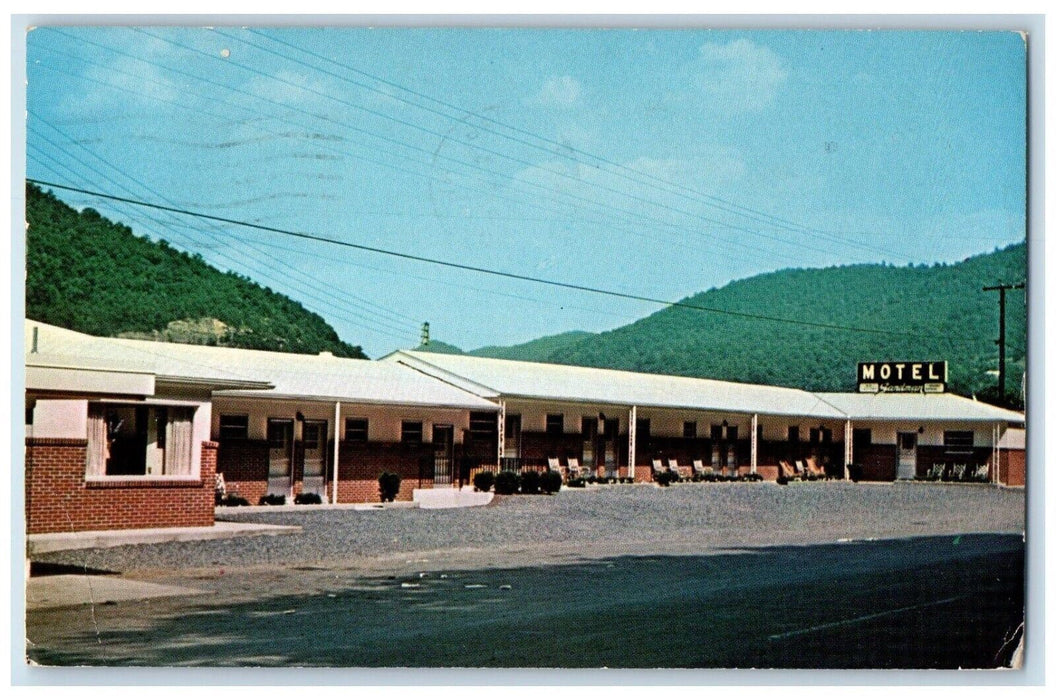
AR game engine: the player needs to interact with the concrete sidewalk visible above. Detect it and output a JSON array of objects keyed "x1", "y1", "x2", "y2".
[
  {"x1": 27, "y1": 520, "x2": 300, "y2": 555},
  {"x1": 27, "y1": 575, "x2": 209, "y2": 610}
]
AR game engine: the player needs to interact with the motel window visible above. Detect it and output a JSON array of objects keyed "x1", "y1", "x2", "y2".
[
  {"x1": 87, "y1": 403, "x2": 195, "y2": 478},
  {"x1": 683, "y1": 421, "x2": 697, "y2": 439},
  {"x1": 635, "y1": 418, "x2": 651, "y2": 441},
  {"x1": 821, "y1": 428, "x2": 832, "y2": 444},
  {"x1": 344, "y1": 418, "x2": 369, "y2": 442},
  {"x1": 218, "y1": 414, "x2": 249, "y2": 440},
  {"x1": 401, "y1": 421, "x2": 423, "y2": 445},
  {"x1": 25, "y1": 400, "x2": 35, "y2": 426},
  {"x1": 469, "y1": 412, "x2": 498, "y2": 442},
  {"x1": 944, "y1": 430, "x2": 974, "y2": 454},
  {"x1": 546, "y1": 414, "x2": 564, "y2": 436},
  {"x1": 853, "y1": 428, "x2": 872, "y2": 447},
  {"x1": 726, "y1": 426, "x2": 738, "y2": 442},
  {"x1": 809, "y1": 427, "x2": 820, "y2": 444},
  {"x1": 710, "y1": 424, "x2": 723, "y2": 441},
  {"x1": 788, "y1": 426, "x2": 799, "y2": 443}
]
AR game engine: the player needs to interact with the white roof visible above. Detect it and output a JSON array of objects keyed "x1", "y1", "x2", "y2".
[
  {"x1": 24, "y1": 321, "x2": 497, "y2": 410},
  {"x1": 815, "y1": 392, "x2": 1024, "y2": 423},
  {"x1": 390, "y1": 351, "x2": 845, "y2": 418}
]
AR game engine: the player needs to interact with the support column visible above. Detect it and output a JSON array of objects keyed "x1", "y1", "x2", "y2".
[
  {"x1": 993, "y1": 422, "x2": 1000, "y2": 485},
  {"x1": 750, "y1": 413, "x2": 758, "y2": 474},
  {"x1": 628, "y1": 405, "x2": 637, "y2": 480},
  {"x1": 844, "y1": 419, "x2": 853, "y2": 480},
  {"x1": 497, "y1": 400, "x2": 506, "y2": 469},
  {"x1": 332, "y1": 401, "x2": 341, "y2": 504}
]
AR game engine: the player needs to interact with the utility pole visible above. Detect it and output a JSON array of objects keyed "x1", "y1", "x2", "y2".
[
  {"x1": 982, "y1": 282, "x2": 1025, "y2": 404},
  {"x1": 420, "y1": 322, "x2": 430, "y2": 347}
]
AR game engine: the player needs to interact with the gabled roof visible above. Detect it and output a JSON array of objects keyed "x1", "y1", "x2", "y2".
[
  {"x1": 388, "y1": 350, "x2": 845, "y2": 418},
  {"x1": 24, "y1": 322, "x2": 496, "y2": 410},
  {"x1": 814, "y1": 392, "x2": 1024, "y2": 423}
]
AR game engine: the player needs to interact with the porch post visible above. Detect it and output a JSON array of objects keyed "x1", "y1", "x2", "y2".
[
  {"x1": 628, "y1": 405, "x2": 637, "y2": 480},
  {"x1": 993, "y1": 422, "x2": 1000, "y2": 485},
  {"x1": 844, "y1": 419, "x2": 853, "y2": 480},
  {"x1": 332, "y1": 401, "x2": 341, "y2": 504},
  {"x1": 497, "y1": 400, "x2": 506, "y2": 469},
  {"x1": 750, "y1": 413, "x2": 758, "y2": 474}
]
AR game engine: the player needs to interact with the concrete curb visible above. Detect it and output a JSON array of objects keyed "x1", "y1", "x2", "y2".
[{"x1": 27, "y1": 521, "x2": 300, "y2": 555}]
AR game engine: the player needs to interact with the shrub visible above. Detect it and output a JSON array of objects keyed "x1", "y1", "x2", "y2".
[
  {"x1": 540, "y1": 469, "x2": 563, "y2": 494},
  {"x1": 654, "y1": 470, "x2": 676, "y2": 487},
  {"x1": 294, "y1": 492, "x2": 323, "y2": 505},
  {"x1": 473, "y1": 471, "x2": 496, "y2": 493},
  {"x1": 566, "y1": 477, "x2": 586, "y2": 488},
  {"x1": 494, "y1": 470, "x2": 520, "y2": 495},
  {"x1": 520, "y1": 469, "x2": 542, "y2": 494},
  {"x1": 218, "y1": 494, "x2": 250, "y2": 507},
  {"x1": 378, "y1": 472, "x2": 402, "y2": 502},
  {"x1": 259, "y1": 493, "x2": 285, "y2": 506}
]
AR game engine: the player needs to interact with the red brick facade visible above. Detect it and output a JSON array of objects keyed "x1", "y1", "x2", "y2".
[
  {"x1": 25, "y1": 438, "x2": 217, "y2": 534},
  {"x1": 992, "y1": 449, "x2": 1025, "y2": 487}
]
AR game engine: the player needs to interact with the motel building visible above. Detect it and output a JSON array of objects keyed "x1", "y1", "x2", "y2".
[{"x1": 23, "y1": 321, "x2": 1025, "y2": 535}]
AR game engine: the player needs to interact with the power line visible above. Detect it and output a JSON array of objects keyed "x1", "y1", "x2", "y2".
[
  {"x1": 30, "y1": 37, "x2": 800, "y2": 271},
  {"x1": 27, "y1": 179, "x2": 933, "y2": 340},
  {"x1": 27, "y1": 122, "x2": 417, "y2": 343},
  {"x1": 135, "y1": 27, "x2": 863, "y2": 263},
  {"x1": 236, "y1": 27, "x2": 908, "y2": 261}
]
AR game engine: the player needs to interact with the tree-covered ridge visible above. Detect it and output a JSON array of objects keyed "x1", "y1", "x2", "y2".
[
  {"x1": 546, "y1": 245, "x2": 1026, "y2": 407},
  {"x1": 470, "y1": 331, "x2": 596, "y2": 361},
  {"x1": 25, "y1": 183, "x2": 367, "y2": 358},
  {"x1": 424, "y1": 244, "x2": 1026, "y2": 409}
]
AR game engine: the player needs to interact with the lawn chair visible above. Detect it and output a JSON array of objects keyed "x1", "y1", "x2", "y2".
[
  {"x1": 668, "y1": 459, "x2": 690, "y2": 480},
  {"x1": 566, "y1": 457, "x2": 582, "y2": 479},
  {"x1": 692, "y1": 459, "x2": 714, "y2": 480},
  {"x1": 924, "y1": 462, "x2": 945, "y2": 481},
  {"x1": 972, "y1": 464, "x2": 990, "y2": 482},
  {"x1": 778, "y1": 460, "x2": 800, "y2": 481},
  {"x1": 795, "y1": 460, "x2": 812, "y2": 480},
  {"x1": 805, "y1": 456, "x2": 827, "y2": 480},
  {"x1": 951, "y1": 463, "x2": 968, "y2": 481}
]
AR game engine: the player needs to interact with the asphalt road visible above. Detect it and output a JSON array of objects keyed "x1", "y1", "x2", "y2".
[{"x1": 26, "y1": 532, "x2": 1024, "y2": 668}]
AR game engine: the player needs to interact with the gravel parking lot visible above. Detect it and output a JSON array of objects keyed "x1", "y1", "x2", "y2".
[{"x1": 34, "y1": 481, "x2": 1025, "y2": 575}]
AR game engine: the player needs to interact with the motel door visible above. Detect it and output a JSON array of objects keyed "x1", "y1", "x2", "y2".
[
  {"x1": 267, "y1": 419, "x2": 294, "y2": 496},
  {"x1": 897, "y1": 432, "x2": 918, "y2": 480},
  {"x1": 602, "y1": 418, "x2": 619, "y2": 477},
  {"x1": 301, "y1": 420, "x2": 327, "y2": 496},
  {"x1": 433, "y1": 425, "x2": 454, "y2": 487}
]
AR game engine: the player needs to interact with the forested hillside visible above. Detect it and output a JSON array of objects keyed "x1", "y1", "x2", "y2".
[
  {"x1": 427, "y1": 244, "x2": 1027, "y2": 408},
  {"x1": 25, "y1": 184, "x2": 366, "y2": 358}
]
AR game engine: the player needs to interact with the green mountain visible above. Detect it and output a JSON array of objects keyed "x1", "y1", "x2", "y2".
[
  {"x1": 414, "y1": 340, "x2": 466, "y2": 355},
  {"x1": 451, "y1": 245, "x2": 1027, "y2": 408},
  {"x1": 470, "y1": 331, "x2": 596, "y2": 361},
  {"x1": 25, "y1": 183, "x2": 367, "y2": 358}
]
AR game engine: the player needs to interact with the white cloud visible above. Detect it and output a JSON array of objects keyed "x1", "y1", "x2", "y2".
[
  {"x1": 694, "y1": 39, "x2": 788, "y2": 112},
  {"x1": 526, "y1": 75, "x2": 581, "y2": 108}
]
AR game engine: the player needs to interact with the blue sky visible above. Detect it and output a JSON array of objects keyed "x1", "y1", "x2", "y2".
[{"x1": 24, "y1": 27, "x2": 1026, "y2": 357}]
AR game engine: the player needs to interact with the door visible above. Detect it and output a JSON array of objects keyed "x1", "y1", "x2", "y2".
[
  {"x1": 581, "y1": 417, "x2": 598, "y2": 470},
  {"x1": 301, "y1": 420, "x2": 327, "y2": 496},
  {"x1": 267, "y1": 418, "x2": 294, "y2": 497},
  {"x1": 433, "y1": 424, "x2": 454, "y2": 487},
  {"x1": 503, "y1": 414, "x2": 521, "y2": 459},
  {"x1": 602, "y1": 418, "x2": 619, "y2": 477},
  {"x1": 897, "y1": 432, "x2": 918, "y2": 479}
]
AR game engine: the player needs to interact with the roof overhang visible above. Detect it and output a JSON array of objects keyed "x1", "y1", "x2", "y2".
[{"x1": 26, "y1": 364, "x2": 155, "y2": 397}]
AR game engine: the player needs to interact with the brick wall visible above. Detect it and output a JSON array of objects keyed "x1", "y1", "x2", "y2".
[
  {"x1": 336, "y1": 441, "x2": 436, "y2": 503},
  {"x1": 992, "y1": 449, "x2": 1025, "y2": 487},
  {"x1": 217, "y1": 439, "x2": 269, "y2": 504},
  {"x1": 25, "y1": 438, "x2": 216, "y2": 534},
  {"x1": 856, "y1": 444, "x2": 897, "y2": 481}
]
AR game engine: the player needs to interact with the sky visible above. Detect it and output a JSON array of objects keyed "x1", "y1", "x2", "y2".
[{"x1": 23, "y1": 27, "x2": 1027, "y2": 358}]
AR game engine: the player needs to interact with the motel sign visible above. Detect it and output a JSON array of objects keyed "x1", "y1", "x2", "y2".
[{"x1": 857, "y1": 361, "x2": 947, "y2": 394}]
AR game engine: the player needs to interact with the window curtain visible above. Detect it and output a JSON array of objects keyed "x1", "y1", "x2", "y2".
[
  {"x1": 164, "y1": 407, "x2": 195, "y2": 476},
  {"x1": 86, "y1": 404, "x2": 107, "y2": 476}
]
